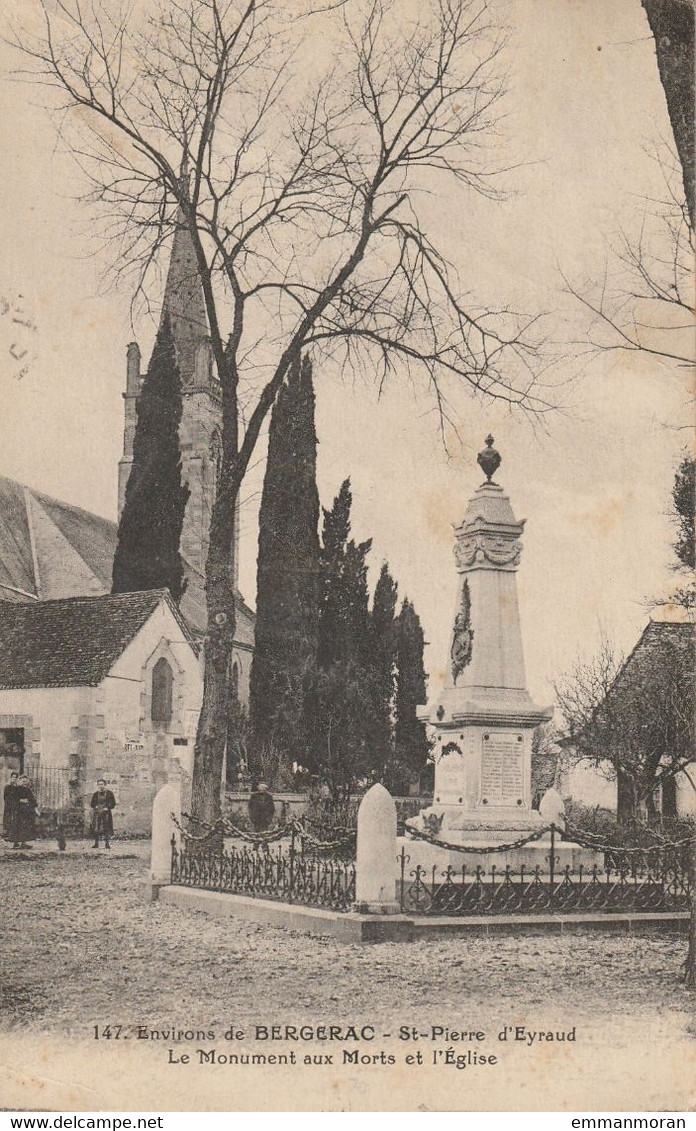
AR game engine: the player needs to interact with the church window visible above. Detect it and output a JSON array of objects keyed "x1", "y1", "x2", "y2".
[{"x1": 151, "y1": 658, "x2": 174, "y2": 726}]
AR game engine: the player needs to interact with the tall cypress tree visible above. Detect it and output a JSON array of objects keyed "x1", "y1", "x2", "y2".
[
  {"x1": 394, "y1": 597, "x2": 429, "y2": 779},
  {"x1": 112, "y1": 316, "x2": 190, "y2": 601},
  {"x1": 303, "y1": 480, "x2": 375, "y2": 791},
  {"x1": 368, "y1": 563, "x2": 399, "y2": 773},
  {"x1": 318, "y1": 479, "x2": 372, "y2": 668},
  {"x1": 249, "y1": 355, "x2": 321, "y2": 761}
]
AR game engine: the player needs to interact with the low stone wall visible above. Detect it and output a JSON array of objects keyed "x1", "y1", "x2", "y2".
[
  {"x1": 223, "y1": 792, "x2": 432, "y2": 827},
  {"x1": 224, "y1": 792, "x2": 309, "y2": 825},
  {"x1": 37, "y1": 806, "x2": 85, "y2": 838},
  {"x1": 158, "y1": 888, "x2": 689, "y2": 942},
  {"x1": 150, "y1": 783, "x2": 691, "y2": 940}
]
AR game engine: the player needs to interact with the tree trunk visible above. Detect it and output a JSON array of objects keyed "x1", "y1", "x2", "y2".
[
  {"x1": 640, "y1": 0, "x2": 695, "y2": 230},
  {"x1": 617, "y1": 770, "x2": 637, "y2": 823},
  {"x1": 685, "y1": 830, "x2": 696, "y2": 988},
  {"x1": 190, "y1": 619, "x2": 235, "y2": 826},
  {"x1": 190, "y1": 456, "x2": 240, "y2": 826},
  {"x1": 662, "y1": 774, "x2": 678, "y2": 818}
]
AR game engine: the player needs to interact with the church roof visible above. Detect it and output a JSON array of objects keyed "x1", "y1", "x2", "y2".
[
  {"x1": 0, "y1": 476, "x2": 116, "y2": 602},
  {"x1": 0, "y1": 590, "x2": 196, "y2": 688},
  {"x1": 0, "y1": 474, "x2": 255, "y2": 637}
]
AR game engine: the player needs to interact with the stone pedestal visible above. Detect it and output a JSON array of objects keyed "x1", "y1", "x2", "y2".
[
  {"x1": 397, "y1": 826, "x2": 601, "y2": 876},
  {"x1": 356, "y1": 783, "x2": 400, "y2": 914},
  {"x1": 150, "y1": 779, "x2": 181, "y2": 897}
]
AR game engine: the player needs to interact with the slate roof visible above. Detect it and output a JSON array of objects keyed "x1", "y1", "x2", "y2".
[
  {"x1": 0, "y1": 590, "x2": 196, "y2": 689},
  {"x1": 0, "y1": 475, "x2": 255, "y2": 640},
  {"x1": 0, "y1": 476, "x2": 116, "y2": 601},
  {"x1": 558, "y1": 618, "x2": 694, "y2": 751},
  {"x1": 611, "y1": 619, "x2": 694, "y2": 701}
]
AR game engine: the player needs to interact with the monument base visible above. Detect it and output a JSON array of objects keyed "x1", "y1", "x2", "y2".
[
  {"x1": 400, "y1": 808, "x2": 603, "y2": 876},
  {"x1": 415, "y1": 804, "x2": 546, "y2": 834}
]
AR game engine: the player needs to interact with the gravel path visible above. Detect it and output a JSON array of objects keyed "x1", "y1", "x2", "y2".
[{"x1": 1, "y1": 851, "x2": 694, "y2": 1111}]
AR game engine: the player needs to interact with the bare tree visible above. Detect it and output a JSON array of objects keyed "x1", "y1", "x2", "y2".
[
  {"x1": 563, "y1": 167, "x2": 694, "y2": 371},
  {"x1": 10, "y1": 0, "x2": 552, "y2": 823},
  {"x1": 554, "y1": 630, "x2": 695, "y2": 820},
  {"x1": 565, "y1": 0, "x2": 694, "y2": 373}
]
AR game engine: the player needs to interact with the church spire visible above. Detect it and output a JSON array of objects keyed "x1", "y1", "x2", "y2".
[{"x1": 161, "y1": 162, "x2": 212, "y2": 389}]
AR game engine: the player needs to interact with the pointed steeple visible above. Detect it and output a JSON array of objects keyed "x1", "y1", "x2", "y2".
[{"x1": 161, "y1": 159, "x2": 212, "y2": 389}]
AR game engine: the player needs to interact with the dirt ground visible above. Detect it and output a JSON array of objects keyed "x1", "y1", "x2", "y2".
[{"x1": 1, "y1": 847, "x2": 695, "y2": 1112}]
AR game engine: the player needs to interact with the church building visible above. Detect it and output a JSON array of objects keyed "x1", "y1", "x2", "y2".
[
  {"x1": 0, "y1": 214, "x2": 255, "y2": 831},
  {"x1": 0, "y1": 590, "x2": 202, "y2": 834}
]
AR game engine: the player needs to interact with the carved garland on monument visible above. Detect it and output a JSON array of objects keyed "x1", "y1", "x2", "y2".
[
  {"x1": 450, "y1": 580, "x2": 474, "y2": 683},
  {"x1": 454, "y1": 532, "x2": 521, "y2": 570}
]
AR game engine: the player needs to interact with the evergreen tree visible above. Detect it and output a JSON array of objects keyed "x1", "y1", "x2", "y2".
[
  {"x1": 305, "y1": 480, "x2": 375, "y2": 789},
  {"x1": 304, "y1": 659, "x2": 379, "y2": 801},
  {"x1": 672, "y1": 455, "x2": 695, "y2": 570},
  {"x1": 368, "y1": 563, "x2": 399, "y2": 773},
  {"x1": 248, "y1": 356, "x2": 321, "y2": 763},
  {"x1": 670, "y1": 455, "x2": 695, "y2": 612},
  {"x1": 318, "y1": 480, "x2": 372, "y2": 668},
  {"x1": 112, "y1": 316, "x2": 189, "y2": 601},
  {"x1": 393, "y1": 597, "x2": 430, "y2": 787}
]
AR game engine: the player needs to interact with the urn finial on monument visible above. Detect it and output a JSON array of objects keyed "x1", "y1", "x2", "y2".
[{"x1": 477, "y1": 434, "x2": 501, "y2": 484}]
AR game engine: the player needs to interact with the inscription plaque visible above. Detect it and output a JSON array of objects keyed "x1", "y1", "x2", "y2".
[{"x1": 480, "y1": 731, "x2": 524, "y2": 803}]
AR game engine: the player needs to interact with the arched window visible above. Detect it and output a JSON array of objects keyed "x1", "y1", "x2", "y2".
[
  {"x1": 231, "y1": 660, "x2": 239, "y2": 701},
  {"x1": 151, "y1": 657, "x2": 173, "y2": 727}
]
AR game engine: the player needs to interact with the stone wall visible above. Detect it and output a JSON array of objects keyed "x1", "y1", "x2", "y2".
[{"x1": 90, "y1": 600, "x2": 202, "y2": 833}]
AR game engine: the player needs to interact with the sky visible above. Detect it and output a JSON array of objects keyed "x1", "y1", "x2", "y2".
[{"x1": 0, "y1": 0, "x2": 693, "y2": 707}]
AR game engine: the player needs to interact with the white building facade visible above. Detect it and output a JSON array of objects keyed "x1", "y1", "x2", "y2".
[{"x1": 0, "y1": 591, "x2": 202, "y2": 834}]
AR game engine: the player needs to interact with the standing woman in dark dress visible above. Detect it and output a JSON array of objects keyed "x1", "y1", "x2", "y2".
[
  {"x1": 90, "y1": 780, "x2": 116, "y2": 849},
  {"x1": 11, "y1": 775, "x2": 39, "y2": 849},
  {"x1": 3, "y1": 771, "x2": 19, "y2": 839}
]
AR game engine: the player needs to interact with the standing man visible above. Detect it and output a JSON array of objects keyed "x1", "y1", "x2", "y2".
[
  {"x1": 3, "y1": 771, "x2": 19, "y2": 840},
  {"x1": 90, "y1": 779, "x2": 116, "y2": 849},
  {"x1": 11, "y1": 775, "x2": 39, "y2": 849},
  {"x1": 248, "y1": 781, "x2": 275, "y2": 832}
]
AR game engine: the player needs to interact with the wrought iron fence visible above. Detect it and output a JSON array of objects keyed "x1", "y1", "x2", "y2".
[
  {"x1": 398, "y1": 824, "x2": 692, "y2": 916},
  {"x1": 399, "y1": 858, "x2": 690, "y2": 915},
  {"x1": 171, "y1": 831, "x2": 356, "y2": 912},
  {"x1": 34, "y1": 767, "x2": 72, "y2": 810},
  {"x1": 169, "y1": 813, "x2": 692, "y2": 918}
]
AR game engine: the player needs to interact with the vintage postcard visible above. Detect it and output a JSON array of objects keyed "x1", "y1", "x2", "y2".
[{"x1": 0, "y1": 0, "x2": 694, "y2": 1114}]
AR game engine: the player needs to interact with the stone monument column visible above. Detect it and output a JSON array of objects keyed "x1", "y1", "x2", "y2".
[{"x1": 415, "y1": 437, "x2": 552, "y2": 845}]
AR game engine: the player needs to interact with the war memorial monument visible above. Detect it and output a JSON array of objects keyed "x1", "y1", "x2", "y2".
[{"x1": 404, "y1": 438, "x2": 600, "y2": 875}]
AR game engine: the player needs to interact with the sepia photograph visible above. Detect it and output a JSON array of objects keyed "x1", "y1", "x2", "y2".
[{"x1": 0, "y1": 0, "x2": 694, "y2": 1114}]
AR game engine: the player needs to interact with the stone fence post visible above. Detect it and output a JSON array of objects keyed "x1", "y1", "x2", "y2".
[
  {"x1": 150, "y1": 779, "x2": 181, "y2": 900},
  {"x1": 539, "y1": 786, "x2": 566, "y2": 831},
  {"x1": 355, "y1": 783, "x2": 400, "y2": 915}
]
